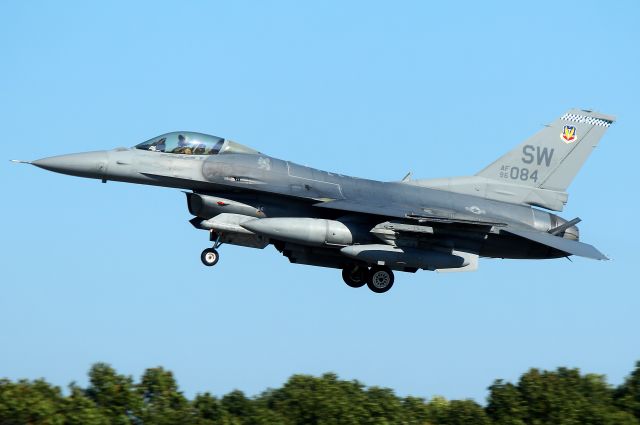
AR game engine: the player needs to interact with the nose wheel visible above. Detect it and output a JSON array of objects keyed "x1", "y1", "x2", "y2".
[
  {"x1": 201, "y1": 248, "x2": 219, "y2": 267},
  {"x1": 201, "y1": 231, "x2": 223, "y2": 267}
]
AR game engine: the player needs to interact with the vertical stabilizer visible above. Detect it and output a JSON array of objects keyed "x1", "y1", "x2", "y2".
[{"x1": 476, "y1": 109, "x2": 615, "y2": 192}]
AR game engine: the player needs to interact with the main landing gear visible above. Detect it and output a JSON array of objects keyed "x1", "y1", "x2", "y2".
[
  {"x1": 200, "y1": 231, "x2": 223, "y2": 267},
  {"x1": 342, "y1": 265, "x2": 394, "y2": 293},
  {"x1": 341, "y1": 266, "x2": 368, "y2": 288}
]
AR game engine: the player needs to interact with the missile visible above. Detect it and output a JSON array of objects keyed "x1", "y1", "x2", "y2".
[
  {"x1": 240, "y1": 217, "x2": 357, "y2": 246},
  {"x1": 186, "y1": 193, "x2": 265, "y2": 219},
  {"x1": 189, "y1": 213, "x2": 258, "y2": 235}
]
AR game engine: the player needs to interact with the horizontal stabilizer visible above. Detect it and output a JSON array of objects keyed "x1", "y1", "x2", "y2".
[
  {"x1": 503, "y1": 227, "x2": 607, "y2": 260},
  {"x1": 548, "y1": 217, "x2": 581, "y2": 236}
]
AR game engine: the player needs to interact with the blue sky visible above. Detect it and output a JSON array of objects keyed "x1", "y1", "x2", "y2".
[{"x1": 1, "y1": 1, "x2": 639, "y2": 402}]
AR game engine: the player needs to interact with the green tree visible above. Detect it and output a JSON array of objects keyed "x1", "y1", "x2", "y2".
[
  {"x1": 85, "y1": 362, "x2": 143, "y2": 424},
  {"x1": 1, "y1": 361, "x2": 640, "y2": 424},
  {"x1": 262, "y1": 373, "x2": 371, "y2": 424},
  {"x1": 423, "y1": 396, "x2": 491, "y2": 425},
  {"x1": 137, "y1": 366, "x2": 192, "y2": 424},
  {"x1": 423, "y1": 395, "x2": 449, "y2": 424},
  {"x1": 0, "y1": 378, "x2": 65, "y2": 425},
  {"x1": 363, "y1": 386, "x2": 404, "y2": 424},
  {"x1": 400, "y1": 396, "x2": 431, "y2": 425},
  {"x1": 486, "y1": 379, "x2": 526, "y2": 425},
  {"x1": 222, "y1": 389, "x2": 256, "y2": 420},
  {"x1": 445, "y1": 399, "x2": 492, "y2": 425},
  {"x1": 616, "y1": 361, "x2": 640, "y2": 420},
  {"x1": 63, "y1": 384, "x2": 109, "y2": 425},
  {"x1": 193, "y1": 392, "x2": 226, "y2": 424},
  {"x1": 501, "y1": 367, "x2": 638, "y2": 425}
]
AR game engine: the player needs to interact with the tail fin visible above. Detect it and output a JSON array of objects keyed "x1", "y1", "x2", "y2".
[{"x1": 476, "y1": 109, "x2": 615, "y2": 192}]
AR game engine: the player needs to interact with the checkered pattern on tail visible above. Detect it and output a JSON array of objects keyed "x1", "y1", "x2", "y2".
[{"x1": 561, "y1": 113, "x2": 612, "y2": 127}]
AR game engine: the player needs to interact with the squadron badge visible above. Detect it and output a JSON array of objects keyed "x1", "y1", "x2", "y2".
[{"x1": 561, "y1": 125, "x2": 577, "y2": 143}]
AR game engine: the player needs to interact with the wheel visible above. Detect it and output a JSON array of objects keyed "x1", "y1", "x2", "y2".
[
  {"x1": 341, "y1": 266, "x2": 369, "y2": 288},
  {"x1": 367, "y1": 266, "x2": 394, "y2": 293},
  {"x1": 200, "y1": 248, "x2": 219, "y2": 267}
]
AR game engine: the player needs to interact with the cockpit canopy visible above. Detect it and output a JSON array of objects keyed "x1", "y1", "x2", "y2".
[{"x1": 134, "y1": 132, "x2": 259, "y2": 156}]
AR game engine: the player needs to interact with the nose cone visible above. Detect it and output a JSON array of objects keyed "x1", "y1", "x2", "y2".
[{"x1": 32, "y1": 151, "x2": 109, "y2": 179}]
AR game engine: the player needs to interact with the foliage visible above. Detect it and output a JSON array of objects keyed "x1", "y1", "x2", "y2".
[
  {"x1": 615, "y1": 361, "x2": 640, "y2": 420},
  {"x1": 487, "y1": 367, "x2": 640, "y2": 425},
  {"x1": 1, "y1": 362, "x2": 639, "y2": 424}
]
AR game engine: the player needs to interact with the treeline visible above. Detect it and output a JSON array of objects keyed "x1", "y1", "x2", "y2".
[{"x1": 1, "y1": 362, "x2": 639, "y2": 424}]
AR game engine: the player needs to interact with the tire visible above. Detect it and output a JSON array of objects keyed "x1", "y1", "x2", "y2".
[
  {"x1": 367, "y1": 266, "x2": 394, "y2": 293},
  {"x1": 201, "y1": 248, "x2": 219, "y2": 267},
  {"x1": 341, "y1": 266, "x2": 369, "y2": 288}
]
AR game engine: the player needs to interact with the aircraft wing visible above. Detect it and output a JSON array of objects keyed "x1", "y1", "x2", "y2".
[
  {"x1": 502, "y1": 227, "x2": 608, "y2": 260},
  {"x1": 314, "y1": 199, "x2": 506, "y2": 227},
  {"x1": 316, "y1": 199, "x2": 607, "y2": 260}
]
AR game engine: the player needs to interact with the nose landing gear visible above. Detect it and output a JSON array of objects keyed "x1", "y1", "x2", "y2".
[
  {"x1": 201, "y1": 248, "x2": 219, "y2": 266},
  {"x1": 200, "y1": 231, "x2": 223, "y2": 267}
]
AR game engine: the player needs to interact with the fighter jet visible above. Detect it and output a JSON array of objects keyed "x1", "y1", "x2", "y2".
[{"x1": 14, "y1": 109, "x2": 614, "y2": 293}]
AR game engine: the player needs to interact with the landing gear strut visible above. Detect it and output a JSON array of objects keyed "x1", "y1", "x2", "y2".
[{"x1": 201, "y1": 231, "x2": 223, "y2": 267}]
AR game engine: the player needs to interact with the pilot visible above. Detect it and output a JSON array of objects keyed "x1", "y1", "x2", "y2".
[
  {"x1": 148, "y1": 137, "x2": 166, "y2": 152},
  {"x1": 193, "y1": 143, "x2": 206, "y2": 155},
  {"x1": 172, "y1": 134, "x2": 193, "y2": 154}
]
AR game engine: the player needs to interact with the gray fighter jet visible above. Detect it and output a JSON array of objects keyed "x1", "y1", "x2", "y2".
[{"x1": 14, "y1": 109, "x2": 614, "y2": 293}]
